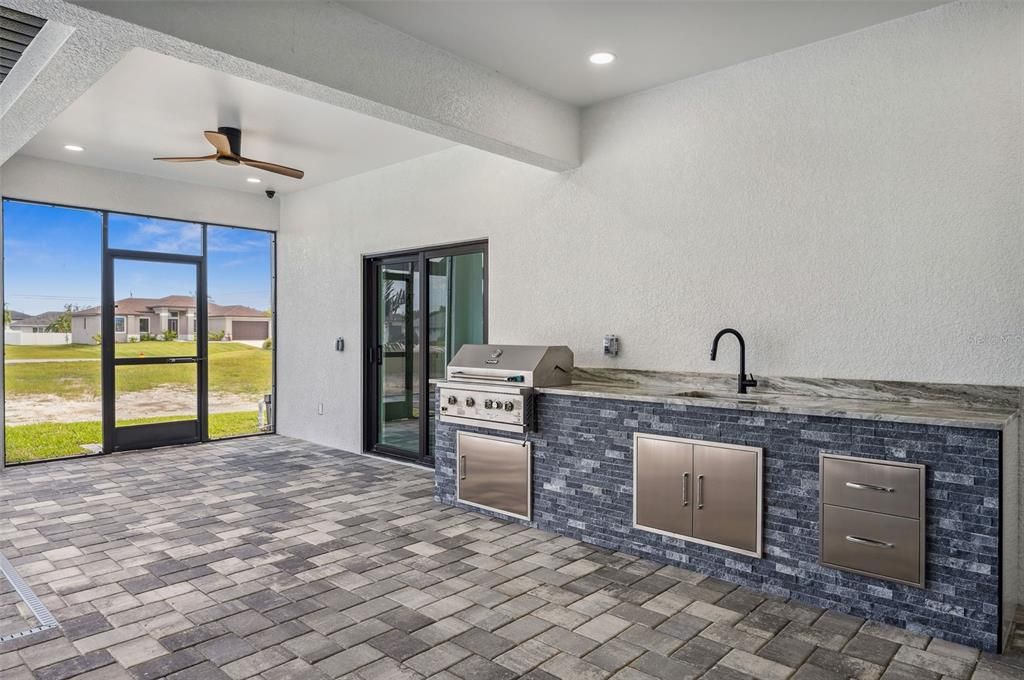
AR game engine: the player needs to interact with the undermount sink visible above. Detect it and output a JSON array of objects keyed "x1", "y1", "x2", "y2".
[{"x1": 673, "y1": 390, "x2": 763, "y2": 403}]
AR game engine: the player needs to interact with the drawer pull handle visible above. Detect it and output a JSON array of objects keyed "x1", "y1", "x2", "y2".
[
  {"x1": 845, "y1": 481, "x2": 894, "y2": 493},
  {"x1": 845, "y1": 535, "x2": 894, "y2": 549},
  {"x1": 460, "y1": 456, "x2": 467, "y2": 480},
  {"x1": 697, "y1": 474, "x2": 704, "y2": 510},
  {"x1": 682, "y1": 472, "x2": 689, "y2": 507}
]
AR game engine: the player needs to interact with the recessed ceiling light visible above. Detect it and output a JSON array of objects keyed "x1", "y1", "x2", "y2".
[
  {"x1": 63, "y1": 144, "x2": 85, "y2": 152},
  {"x1": 246, "y1": 177, "x2": 262, "y2": 184},
  {"x1": 588, "y1": 52, "x2": 616, "y2": 65}
]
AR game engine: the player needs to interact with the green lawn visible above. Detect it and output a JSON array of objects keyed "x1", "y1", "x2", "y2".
[
  {"x1": 4, "y1": 411, "x2": 261, "y2": 463},
  {"x1": 4, "y1": 341, "x2": 271, "y2": 397},
  {"x1": 3, "y1": 341, "x2": 273, "y2": 463},
  {"x1": 5, "y1": 340, "x2": 252, "y2": 360}
]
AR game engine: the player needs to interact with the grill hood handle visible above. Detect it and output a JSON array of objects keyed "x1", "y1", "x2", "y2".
[{"x1": 449, "y1": 371, "x2": 525, "y2": 383}]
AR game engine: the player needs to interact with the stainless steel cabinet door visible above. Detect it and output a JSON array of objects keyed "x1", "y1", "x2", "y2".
[
  {"x1": 635, "y1": 436, "x2": 693, "y2": 537},
  {"x1": 693, "y1": 444, "x2": 759, "y2": 554},
  {"x1": 457, "y1": 432, "x2": 531, "y2": 519}
]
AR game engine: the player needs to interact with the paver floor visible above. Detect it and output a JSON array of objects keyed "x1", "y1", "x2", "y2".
[{"x1": 0, "y1": 435, "x2": 1022, "y2": 679}]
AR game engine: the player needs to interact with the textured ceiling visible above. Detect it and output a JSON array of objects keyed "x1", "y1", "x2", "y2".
[
  {"x1": 19, "y1": 48, "x2": 455, "y2": 194},
  {"x1": 346, "y1": 1, "x2": 945, "y2": 106}
]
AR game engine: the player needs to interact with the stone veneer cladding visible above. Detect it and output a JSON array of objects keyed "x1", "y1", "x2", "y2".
[{"x1": 434, "y1": 391, "x2": 1004, "y2": 651}]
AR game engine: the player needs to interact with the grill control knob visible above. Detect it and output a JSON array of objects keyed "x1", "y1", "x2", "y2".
[
  {"x1": 465, "y1": 397, "x2": 475, "y2": 407},
  {"x1": 484, "y1": 399, "x2": 494, "y2": 409},
  {"x1": 447, "y1": 395, "x2": 458, "y2": 405},
  {"x1": 492, "y1": 401, "x2": 503, "y2": 410},
  {"x1": 504, "y1": 401, "x2": 514, "y2": 411}
]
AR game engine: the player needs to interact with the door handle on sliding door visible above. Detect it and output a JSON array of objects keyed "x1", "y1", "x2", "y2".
[{"x1": 376, "y1": 345, "x2": 383, "y2": 365}]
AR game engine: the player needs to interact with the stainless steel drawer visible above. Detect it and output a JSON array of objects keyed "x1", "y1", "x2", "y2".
[
  {"x1": 821, "y1": 505, "x2": 922, "y2": 586},
  {"x1": 457, "y1": 432, "x2": 531, "y2": 520},
  {"x1": 822, "y1": 457, "x2": 922, "y2": 519}
]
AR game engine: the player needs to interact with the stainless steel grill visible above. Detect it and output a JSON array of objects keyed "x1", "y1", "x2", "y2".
[{"x1": 438, "y1": 344, "x2": 573, "y2": 433}]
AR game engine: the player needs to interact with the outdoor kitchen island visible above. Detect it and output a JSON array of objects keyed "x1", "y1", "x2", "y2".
[{"x1": 435, "y1": 367, "x2": 1022, "y2": 653}]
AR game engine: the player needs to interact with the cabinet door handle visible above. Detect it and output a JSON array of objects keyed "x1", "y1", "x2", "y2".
[
  {"x1": 682, "y1": 472, "x2": 689, "y2": 507},
  {"x1": 697, "y1": 474, "x2": 704, "y2": 509},
  {"x1": 845, "y1": 481, "x2": 894, "y2": 493},
  {"x1": 845, "y1": 535, "x2": 894, "y2": 549},
  {"x1": 460, "y1": 456, "x2": 467, "y2": 480}
]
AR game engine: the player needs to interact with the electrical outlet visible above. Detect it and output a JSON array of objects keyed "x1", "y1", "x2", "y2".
[{"x1": 317, "y1": 403, "x2": 324, "y2": 415}]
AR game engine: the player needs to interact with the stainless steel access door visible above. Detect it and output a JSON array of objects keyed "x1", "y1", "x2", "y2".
[
  {"x1": 634, "y1": 436, "x2": 693, "y2": 537},
  {"x1": 457, "y1": 432, "x2": 531, "y2": 520},
  {"x1": 692, "y1": 444, "x2": 760, "y2": 555}
]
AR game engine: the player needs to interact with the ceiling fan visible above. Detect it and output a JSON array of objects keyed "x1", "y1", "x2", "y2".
[{"x1": 153, "y1": 126, "x2": 304, "y2": 179}]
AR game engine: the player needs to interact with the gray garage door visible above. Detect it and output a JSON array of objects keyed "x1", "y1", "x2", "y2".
[{"x1": 233, "y1": 320, "x2": 269, "y2": 340}]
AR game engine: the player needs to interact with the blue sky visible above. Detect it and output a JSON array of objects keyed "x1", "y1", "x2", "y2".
[{"x1": 3, "y1": 200, "x2": 273, "y2": 316}]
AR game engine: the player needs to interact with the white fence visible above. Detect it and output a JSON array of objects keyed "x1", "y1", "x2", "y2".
[{"x1": 4, "y1": 330, "x2": 72, "y2": 346}]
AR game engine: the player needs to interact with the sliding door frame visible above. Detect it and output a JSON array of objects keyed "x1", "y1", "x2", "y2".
[{"x1": 362, "y1": 239, "x2": 488, "y2": 466}]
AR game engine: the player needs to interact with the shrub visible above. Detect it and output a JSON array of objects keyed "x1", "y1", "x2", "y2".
[
  {"x1": 162, "y1": 329, "x2": 178, "y2": 341},
  {"x1": 262, "y1": 338, "x2": 273, "y2": 350},
  {"x1": 91, "y1": 333, "x2": 102, "y2": 345},
  {"x1": 209, "y1": 330, "x2": 226, "y2": 341},
  {"x1": 139, "y1": 333, "x2": 155, "y2": 342}
]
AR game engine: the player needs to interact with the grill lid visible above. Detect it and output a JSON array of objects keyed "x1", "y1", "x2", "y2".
[{"x1": 446, "y1": 344, "x2": 573, "y2": 388}]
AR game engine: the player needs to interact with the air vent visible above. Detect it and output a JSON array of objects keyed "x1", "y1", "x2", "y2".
[{"x1": 1, "y1": 5, "x2": 47, "y2": 85}]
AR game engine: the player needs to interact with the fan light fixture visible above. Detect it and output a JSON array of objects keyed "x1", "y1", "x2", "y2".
[
  {"x1": 153, "y1": 127, "x2": 305, "y2": 180},
  {"x1": 588, "y1": 52, "x2": 616, "y2": 65},
  {"x1": 246, "y1": 177, "x2": 261, "y2": 184}
]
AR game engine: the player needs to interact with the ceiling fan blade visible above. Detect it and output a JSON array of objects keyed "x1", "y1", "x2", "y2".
[
  {"x1": 204, "y1": 130, "x2": 233, "y2": 156},
  {"x1": 153, "y1": 154, "x2": 218, "y2": 162},
  {"x1": 240, "y1": 157, "x2": 305, "y2": 179}
]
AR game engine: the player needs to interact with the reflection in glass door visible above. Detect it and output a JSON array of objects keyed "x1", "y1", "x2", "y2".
[
  {"x1": 375, "y1": 259, "x2": 420, "y2": 454},
  {"x1": 426, "y1": 252, "x2": 485, "y2": 452},
  {"x1": 364, "y1": 242, "x2": 486, "y2": 464},
  {"x1": 103, "y1": 254, "x2": 206, "y2": 452}
]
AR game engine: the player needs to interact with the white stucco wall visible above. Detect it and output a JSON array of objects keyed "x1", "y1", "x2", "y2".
[
  {"x1": 0, "y1": 155, "x2": 279, "y2": 229},
  {"x1": 276, "y1": 2, "x2": 1023, "y2": 454}
]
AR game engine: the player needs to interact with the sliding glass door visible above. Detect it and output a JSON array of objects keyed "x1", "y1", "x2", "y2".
[{"x1": 364, "y1": 242, "x2": 486, "y2": 464}]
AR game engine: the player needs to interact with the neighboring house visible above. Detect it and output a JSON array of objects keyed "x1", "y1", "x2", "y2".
[
  {"x1": 207, "y1": 304, "x2": 273, "y2": 342},
  {"x1": 5, "y1": 310, "x2": 28, "y2": 327},
  {"x1": 71, "y1": 295, "x2": 270, "y2": 344},
  {"x1": 10, "y1": 311, "x2": 65, "y2": 333}
]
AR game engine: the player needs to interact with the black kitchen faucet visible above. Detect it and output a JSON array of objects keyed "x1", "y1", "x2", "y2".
[{"x1": 711, "y1": 328, "x2": 758, "y2": 394}]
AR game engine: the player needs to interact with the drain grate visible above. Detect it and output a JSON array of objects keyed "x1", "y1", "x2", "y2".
[{"x1": 0, "y1": 551, "x2": 58, "y2": 643}]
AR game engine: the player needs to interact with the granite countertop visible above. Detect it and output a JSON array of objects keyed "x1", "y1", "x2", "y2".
[{"x1": 537, "y1": 368, "x2": 1021, "y2": 430}]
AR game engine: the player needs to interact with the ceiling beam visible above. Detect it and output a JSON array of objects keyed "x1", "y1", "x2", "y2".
[
  {"x1": 0, "y1": 0, "x2": 580, "y2": 171},
  {"x1": 0, "y1": 2, "x2": 128, "y2": 165},
  {"x1": 0, "y1": 19, "x2": 75, "y2": 118}
]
